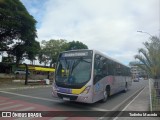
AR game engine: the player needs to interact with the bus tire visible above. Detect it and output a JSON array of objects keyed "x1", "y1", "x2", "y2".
[
  {"x1": 101, "y1": 86, "x2": 110, "y2": 103},
  {"x1": 123, "y1": 82, "x2": 128, "y2": 93}
]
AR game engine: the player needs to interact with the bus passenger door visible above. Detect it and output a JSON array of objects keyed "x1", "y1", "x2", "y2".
[
  {"x1": 93, "y1": 54, "x2": 104, "y2": 102},
  {"x1": 93, "y1": 75, "x2": 104, "y2": 102}
]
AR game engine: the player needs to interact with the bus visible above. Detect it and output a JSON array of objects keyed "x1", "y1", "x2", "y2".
[{"x1": 52, "y1": 49, "x2": 132, "y2": 103}]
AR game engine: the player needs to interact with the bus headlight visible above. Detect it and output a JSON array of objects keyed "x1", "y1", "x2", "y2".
[{"x1": 81, "y1": 86, "x2": 91, "y2": 94}]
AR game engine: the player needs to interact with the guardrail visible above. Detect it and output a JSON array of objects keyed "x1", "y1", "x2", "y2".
[{"x1": 149, "y1": 79, "x2": 160, "y2": 111}]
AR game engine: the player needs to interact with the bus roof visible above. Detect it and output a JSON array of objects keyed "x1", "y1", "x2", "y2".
[
  {"x1": 60, "y1": 49, "x2": 129, "y2": 68},
  {"x1": 92, "y1": 49, "x2": 129, "y2": 68}
]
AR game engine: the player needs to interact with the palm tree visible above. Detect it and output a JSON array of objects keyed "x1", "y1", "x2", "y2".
[{"x1": 134, "y1": 36, "x2": 160, "y2": 79}]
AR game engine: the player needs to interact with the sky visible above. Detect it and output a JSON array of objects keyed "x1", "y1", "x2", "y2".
[{"x1": 19, "y1": 0, "x2": 160, "y2": 66}]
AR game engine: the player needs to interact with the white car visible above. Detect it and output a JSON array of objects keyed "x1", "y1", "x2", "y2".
[
  {"x1": 133, "y1": 78, "x2": 139, "y2": 82},
  {"x1": 139, "y1": 77, "x2": 144, "y2": 80},
  {"x1": 14, "y1": 70, "x2": 30, "y2": 75}
]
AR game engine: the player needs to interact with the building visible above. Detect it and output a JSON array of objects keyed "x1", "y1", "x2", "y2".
[{"x1": 130, "y1": 65, "x2": 147, "y2": 79}]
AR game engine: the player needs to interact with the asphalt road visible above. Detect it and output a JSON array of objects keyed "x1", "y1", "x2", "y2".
[{"x1": 0, "y1": 80, "x2": 148, "y2": 111}]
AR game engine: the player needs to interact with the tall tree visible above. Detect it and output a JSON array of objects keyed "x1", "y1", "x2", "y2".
[
  {"x1": 26, "y1": 41, "x2": 41, "y2": 64},
  {"x1": 135, "y1": 36, "x2": 160, "y2": 78},
  {"x1": 38, "y1": 48, "x2": 50, "y2": 66},
  {"x1": 0, "y1": 0, "x2": 37, "y2": 64},
  {"x1": 66, "y1": 41, "x2": 88, "y2": 50},
  {"x1": 39, "y1": 39, "x2": 68, "y2": 67},
  {"x1": 13, "y1": 44, "x2": 25, "y2": 64}
]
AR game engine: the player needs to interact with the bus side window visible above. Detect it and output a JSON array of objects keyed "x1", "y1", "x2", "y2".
[
  {"x1": 124, "y1": 66, "x2": 128, "y2": 76},
  {"x1": 116, "y1": 64, "x2": 122, "y2": 76},
  {"x1": 108, "y1": 60, "x2": 114, "y2": 75},
  {"x1": 121, "y1": 66, "x2": 125, "y2": 76},
  {"x1": 101, "y1": 58, "x2": 109, "y2": 76}
]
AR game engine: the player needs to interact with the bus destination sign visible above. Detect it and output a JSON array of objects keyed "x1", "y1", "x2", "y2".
[{"x1": 62, "y1": 52, "x2": 89, "y2": 57}]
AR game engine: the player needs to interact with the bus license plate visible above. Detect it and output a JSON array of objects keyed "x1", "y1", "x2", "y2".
[{"x1": 63, "y1": 97, "x2": 70, "y2": 101}]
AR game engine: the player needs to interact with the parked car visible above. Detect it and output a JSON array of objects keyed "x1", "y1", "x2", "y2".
[
  {"x1": 133, "y1": 78, "x2": 139, "y2": 82},
  {"x1": 14, "y1": 70, "x2": 30, "y2": 75},
  {"x1": 139, "y1": 77, "x2": 144, "y2": 80}
]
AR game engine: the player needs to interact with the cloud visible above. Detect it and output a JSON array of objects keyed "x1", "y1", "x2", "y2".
[{"x1": 22, "y1": 0, "x2": 159, "y2": 65}]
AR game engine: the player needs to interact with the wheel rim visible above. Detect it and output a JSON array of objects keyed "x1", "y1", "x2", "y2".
[
  {"x1": 103, "y1": 90, "x2": 107, "y2": 101},
  {"x1": 125, "y1": 84, "x2": 128, "y2": 91}
]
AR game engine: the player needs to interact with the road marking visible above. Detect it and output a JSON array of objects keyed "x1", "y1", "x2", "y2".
[
  {"x1": 0, "y1": 100, "x2": 5, "y2": 102},
  {"x1": 0, "y1": 102, "x2": 13, "y2": 105},
  {"x1": 16, "y1": 107, "x2": 35, "y2": 111},
  {"x1": 0, "y1": 90, "x2": 60, "y2": 102},
  {"x1": 113, "y1": 86, "x2": 146, "y2": 120},
  {"x1": 121, "y1": 87, "x2": 145, "y2": 111},
  {"x1": 90, "y1": 107, "x2": 108, "y2": 111},
  {"x1": 98, "y1": 86, "x2": 145, "y2": 120},
  {"x1": 49, "y1": 117, "x2": 69, "y2": 120},
  {"x1": 0, "y1": 104, "x2": 23, "y2": 110},
  {"x1": 0, "y1": 85, "x2": 52, "y2": 91},
  {"x1": 0, "y1": 91, "x2": 109, "y2": 112},
  {"x1": 16, "y1": 117, "x2": 33, "y2": 120},
  {"x1": 112, "y1": 86, "x2": 145, "y2": 110}
]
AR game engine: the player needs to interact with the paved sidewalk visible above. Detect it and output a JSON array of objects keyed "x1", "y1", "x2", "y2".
[
  {"x1": 0, "y1": 80, "x2": 52, "y2": 91},
  {"x1": 115, "y1": 84, "x2": 159, "y2": 120}
]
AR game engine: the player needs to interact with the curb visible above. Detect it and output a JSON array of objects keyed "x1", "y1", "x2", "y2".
[
  {"x1": 0, "y1": 85, "x2": 52, "y2": 91},
  {"x1": 98, "y1": 86, "x2": 145, "y2": 120},
  {"x1": 113, "y1": 86, "x2": 145, "y2": 111}
]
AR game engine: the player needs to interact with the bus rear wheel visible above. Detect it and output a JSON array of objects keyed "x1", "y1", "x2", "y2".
[{"x1": 123, "y1": 83, "x2": 128, "y2": 93}]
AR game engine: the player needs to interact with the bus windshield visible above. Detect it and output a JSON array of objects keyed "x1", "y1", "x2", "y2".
[{"x1": 56, "y1": 57, "x2": 92, "y2": 88}]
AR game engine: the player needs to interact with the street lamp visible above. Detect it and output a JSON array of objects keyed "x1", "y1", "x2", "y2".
[{"x1": 137, "y1": 31, "x2": 153, "y2": 37}]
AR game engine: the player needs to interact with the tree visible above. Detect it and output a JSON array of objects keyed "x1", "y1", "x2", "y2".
[
  {"x1": 26, "y1": 41, "x2": 41, "y2": 64},
  {"x1": 9, "y1": 43, "x2": 25, "y2": 65},
  {"x1": 0, "y1": 0, "x2": 38, "y2": 65},
  {"x1": 134, "y1": 36, "x2": 160, "y2": 78},
  {"x1": 38, "y1": 49, "x2": 50, "y2": 66},
  {"x1": 38, "y1": 40, "x2": 88, "y2": 66},
  {"x1": 66, "y1": 41, "x2": 88, "y2": 50},
  {"x1": 39, "y1": 39, "x2": 68, "y2": 67},
  {"x1": 7, "y1": 40, "x2": 40, "y2": 65}
]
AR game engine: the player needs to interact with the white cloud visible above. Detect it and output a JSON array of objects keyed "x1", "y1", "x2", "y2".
[{"x1": 25, "y1": 0, "x2": 159, "y2": 65}]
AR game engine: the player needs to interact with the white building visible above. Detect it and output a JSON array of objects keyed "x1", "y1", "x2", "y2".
[{"x1": 130, "y1": 65, "x2": 147, "y2": 79}]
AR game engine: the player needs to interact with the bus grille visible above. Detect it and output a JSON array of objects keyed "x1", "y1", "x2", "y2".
[{"x1": 57, "y1": 93, "x2": 78, "y2": 101}]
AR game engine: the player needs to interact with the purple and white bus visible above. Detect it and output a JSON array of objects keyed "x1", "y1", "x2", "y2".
[{"x1": 52, "y1": 49, "x2": 132, "y2": 103}]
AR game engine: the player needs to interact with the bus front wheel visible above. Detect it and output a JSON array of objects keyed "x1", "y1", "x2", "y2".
[{"x1": 101, "y1": 86, "x2": 110, "y2": 102}]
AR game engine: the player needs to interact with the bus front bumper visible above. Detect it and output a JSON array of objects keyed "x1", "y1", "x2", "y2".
[{"x1": 52, "y1": 90, "x2": 93, "y2": 103}]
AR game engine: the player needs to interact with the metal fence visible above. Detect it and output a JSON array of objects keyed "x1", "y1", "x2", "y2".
[{"x1": 149, "y1": 79, "x2": 160, "y2": 111}]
